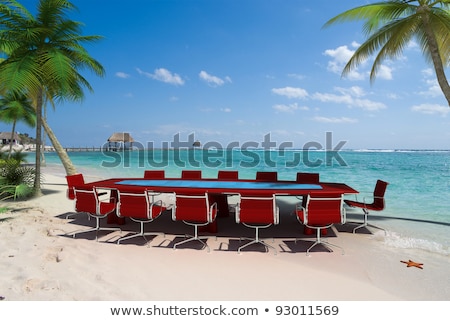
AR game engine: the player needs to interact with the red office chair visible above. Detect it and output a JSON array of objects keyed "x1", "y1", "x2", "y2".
[
  {"x1": 143, "y1": 170, "x2": 165, "y2": 179},
  {"x1": 344, "y1": 180, "x2": 389, "y2": 234},
  {"x1": 181, "y1": 170, "x2": 202, "y2": 179},
  {"x1": 71, "y1": 187, "x2": 121, "y2": 241},
  {"x1": 116, "y1": 190, "x2": 168, "y2": 244},
  {"x1": 235, "y1": 194, "x2": 279, "y2": 254},
  {"x1": 217, "y1": 170, "x2": 239, "y2": 180},
  {"x1": 66, "y1": 173, "x2": 88, "y2": 219},
  {"x1": 255, "y1": 171, "x2": 278, "y2": 181},
  {"x1": 295, "y1": 195, "x2": 346, "y2": 256},
  {"x1": 66, "y1": 173, "x2": 85, "y2": 200},
  {"x1": 296, "y1": 172, "x2": 320, "y2": 184},
  {"x1": 172, "y1": 193, "x2": 218, "y2": 252}
]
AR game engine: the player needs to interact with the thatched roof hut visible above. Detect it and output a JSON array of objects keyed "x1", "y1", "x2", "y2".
[
  {"x1": 108, "y1": 132, "x2": 134, "y2": 143},
  {"x1": 107, "y1": 132, "x2": 134, "y2": 151},
  {"x1": 0, "y1": 132, "x2": 21, "y2": 145}
]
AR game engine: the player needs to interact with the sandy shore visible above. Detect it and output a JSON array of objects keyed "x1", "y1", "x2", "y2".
[{"x1": 0, "y1": 166, "x2": 449, "y2": 301}]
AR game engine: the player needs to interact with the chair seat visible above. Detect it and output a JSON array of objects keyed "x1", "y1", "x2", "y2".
[
  {"x1": 344, "y1": 199, "x2": 383, "y2": 211},
  {"x1": 344, "y1": 180, "x2": 389, "y2": 234}
]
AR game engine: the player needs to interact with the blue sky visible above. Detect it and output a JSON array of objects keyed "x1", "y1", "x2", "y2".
[{"x1": 3, "y1": 0, "x2": 450, "y2": 149}]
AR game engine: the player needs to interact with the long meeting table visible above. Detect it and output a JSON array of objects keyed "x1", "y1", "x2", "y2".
[{"x1": 74, "y1": 176, "x2": 358, "y2": 232}]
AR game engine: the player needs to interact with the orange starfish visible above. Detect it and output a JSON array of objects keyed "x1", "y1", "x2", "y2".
[{"x1": 400, "y1": 260, "x2": 424, "y2": 269}]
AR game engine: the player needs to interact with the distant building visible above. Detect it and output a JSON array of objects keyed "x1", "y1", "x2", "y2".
[
  {"x1": 0, "y1": 132, "x2": 21, "y2": 146},
  {"x1": 107, "y1": 132, "x2": 135, "y2": 151}
]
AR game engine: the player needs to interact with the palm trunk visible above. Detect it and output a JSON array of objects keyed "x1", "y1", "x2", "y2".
[
  {"x1": 421, "y1": 7, "x2": 450, "y2": 106},
  {"x1": 41, "y1": 117, "x2": 77, "y2": 176},
  {"x1": 8, "y1": 120, "x2": 17, "y2": 158},
  {"x1": 33, "y1": 90, "x2": 43, "y2": 196}
]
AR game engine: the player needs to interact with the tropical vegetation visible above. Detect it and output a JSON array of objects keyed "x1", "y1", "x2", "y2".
[
  {"x1": 0, "y1": 151, "x2": 35, "y2": 201},
  {"x1": 0, "y1": 91, "x2": 36, "y2": 157},
  {"x1": 0, "y1": 0, "x2": 105, "y2": 196},
  {"x1": 324, "y1": 0, "x2": 450, "y2": 106}
]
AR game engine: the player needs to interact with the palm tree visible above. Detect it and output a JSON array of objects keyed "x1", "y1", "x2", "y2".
[
  {"x1": 324, "y1": 0, "x2": 450, "y2": 106},
  {"x1": 0, "y1": 91, "x2": 36, "y2": 157},
  {"x1": 0, "y1": 0, "x2": 105, "y2": 195}
]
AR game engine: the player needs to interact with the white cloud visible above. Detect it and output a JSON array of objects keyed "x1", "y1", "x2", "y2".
[
  {"x1": 324, "y1": 44, "x2": 367, "y2": 80},
  {"x1": 352, "y1": 98, "x2": 386, "y2": 111},
  {"x1": 323, "y1": 45, "x2": 366, "y2": 80},
  {"x1": 272, "y1": 86, "x2": 309, "y2": 99},
  {"x1": 137, "y1": 67, "x2": 185, "y2": 85},
  {"x1": 221, "y1": 108, "x2": 232, "y2": 112},
  {"x1": 411, "y1": 104, "x2": 449, "y2": 116},
  {"x1": 288, "y1": 73, "x2": 305, "y2": 80},
  {"x1": 311, "y1": 92, "x2": 353, "y2": 105},
  {"x1": 377, "y1": 64, "x2": 393, "y2": 80},
  {"x1": 272, "y1": 103, "x2": 308, "y2": 113},
  {"x1": 335, "y1": 86, "x2": 366, "y2": 97},
  {"x1": 313, "y1": 116, "x2": 358, "y2": 123},
  {"x1": 199, "y1": 70, "x2": 232, "y2": 87},
  {"x1": 421, "y1": 68, "x2": 433, "y2": 77},
  {"x1": 311, "y1": 87, "x2": 386, "y2": 111},
  {"x1": 419, "y1": 69, "x2": 442, "y2": 98},
  {"x1": 115, "y1": 72, "x2": 130, "y2": 79}
]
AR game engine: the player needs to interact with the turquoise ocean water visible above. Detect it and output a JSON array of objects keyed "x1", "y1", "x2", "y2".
[{"x1": 34, "y1": 149, "x2": 450, "y2": 256}]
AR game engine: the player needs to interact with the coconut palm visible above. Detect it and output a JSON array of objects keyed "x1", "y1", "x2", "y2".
[
  {"x1": 324, "y1": 0, "x2": 450, "y2": 106},
  {"x1": 0, "y1": 0, "x2": 105, "y2": 195},
  {"x1": 0, "y1": 91, "x2": 36, "y2": 157}
]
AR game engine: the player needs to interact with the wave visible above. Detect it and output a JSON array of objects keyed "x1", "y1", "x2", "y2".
[{"x1": 382, "y1": 231, "x2": 449, "y2": 256}]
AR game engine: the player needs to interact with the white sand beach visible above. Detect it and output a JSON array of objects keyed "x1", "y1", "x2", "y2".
[{"x1": 0, "y1": 166, "x2": 449, "y2": 301}]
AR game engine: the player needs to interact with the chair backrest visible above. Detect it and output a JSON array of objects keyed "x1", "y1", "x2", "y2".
[
  {"x1": 236, "y1": 195, "x2": 279, "y2": 225},
  {"x1": 255, "y1": 171, "x2": 278, "y2": 182},
  {"x1": 117, "y1": 191, "x2": 150, "y2": 219},
  {"x1": 304, "y1": 196, "x2": 345, "y2": 226},
  {"x1": 173, "y1": 193, "x2": 216, "y2": 223},
  {"x1": 296, "y1": 172, "x2": 319, "y2": 184},
  {"x1": 66, "y1": 173, "x2": 85, "y2": 200},
  {"x1": 143, "y1": 170, "x2": 165, "y2": 179},
  {"x1": 74, "y1": 187, "x2": 98, "y2": 214},
  {"x1": 217, "y1": 170, "x2": 239, "y2": 180},
  {"x1": 372, "y1": 180, "x2": 389, "y2": 209},
  {"x1": 181, "y1": 170, "x2": 202, "y2": 180}
]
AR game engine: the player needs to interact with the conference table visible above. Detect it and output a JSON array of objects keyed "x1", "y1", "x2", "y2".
[{"x1": 77, "y1": 176, "x2": 358, "y2": 232}]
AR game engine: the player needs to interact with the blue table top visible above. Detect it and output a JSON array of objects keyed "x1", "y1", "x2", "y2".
[{"x1": 115, "y1": 179, "x2": 323, "y2": 190}]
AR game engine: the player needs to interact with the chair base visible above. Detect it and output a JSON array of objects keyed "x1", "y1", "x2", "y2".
[
  {"x1": 347, "y1": 211, "x2": 386, "y2": 234},
  {"x1": 66, "y1": 212, "x2": 90, "y2": 220},
  {"x1": 173, "y1": 221, "x2": 214, "y2": 252},
  {"x1": 117, "y1": 231, "x2": 165, "y2": 245},
  {"x1": 238, "y1": 223, "x2": 276, "y2": 255},
  {"x1": 173, "y1": 235, "x2": 211, "y2": 252},
  {"x1": 347, "y1": 209, "x2": 387, "y2": 235},
  {"x1": 117, "y1": 220, "x2": 165, "y2": 245},
  {"x1": 238, "y1": 238, "x2": 277, "y2": 255},
  {"x1": 304, "y1": 239, "x2": 344, "y2": 256},
  {"x1": 296, "y1": 226, "x2": 344, "y2": 256},
  {"x1": 351, "y1": 221, "x2": 386, "y2": 234},
  {"x1": 72, "y1": 226, "x2": 121, "y2": 241},
  {"x1": 71, "y1": 216, "x2": 121, "y2": 241}
]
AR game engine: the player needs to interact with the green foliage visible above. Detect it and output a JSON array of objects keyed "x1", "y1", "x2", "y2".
[{"x1": 0, "y1": 155, "x2": 35, "y2": 200}]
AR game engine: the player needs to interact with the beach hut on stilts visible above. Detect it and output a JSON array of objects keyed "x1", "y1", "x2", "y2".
[{"x1": 107, "y1": 132, "x2": 135, "y2": 151}]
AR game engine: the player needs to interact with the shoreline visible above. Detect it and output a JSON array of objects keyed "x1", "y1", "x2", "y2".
[{"x1": 0, "y1": 166, "x2": 449, "y2": 300}]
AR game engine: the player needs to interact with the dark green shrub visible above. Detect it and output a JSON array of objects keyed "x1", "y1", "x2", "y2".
[{"x1": 0, "y1": 155, "x2": 35, "y2": 200}]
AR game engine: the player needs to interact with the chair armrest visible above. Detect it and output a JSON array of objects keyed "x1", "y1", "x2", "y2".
[
  {"x1": 149, "y1": 199, "x2": 165, "y2": 218},
  {"x1": 209, "y1": 202, "x2": 218, "y2": 222},
  {"x1": 295, "y1": 203, "x2": 307, "y2": 225}
]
